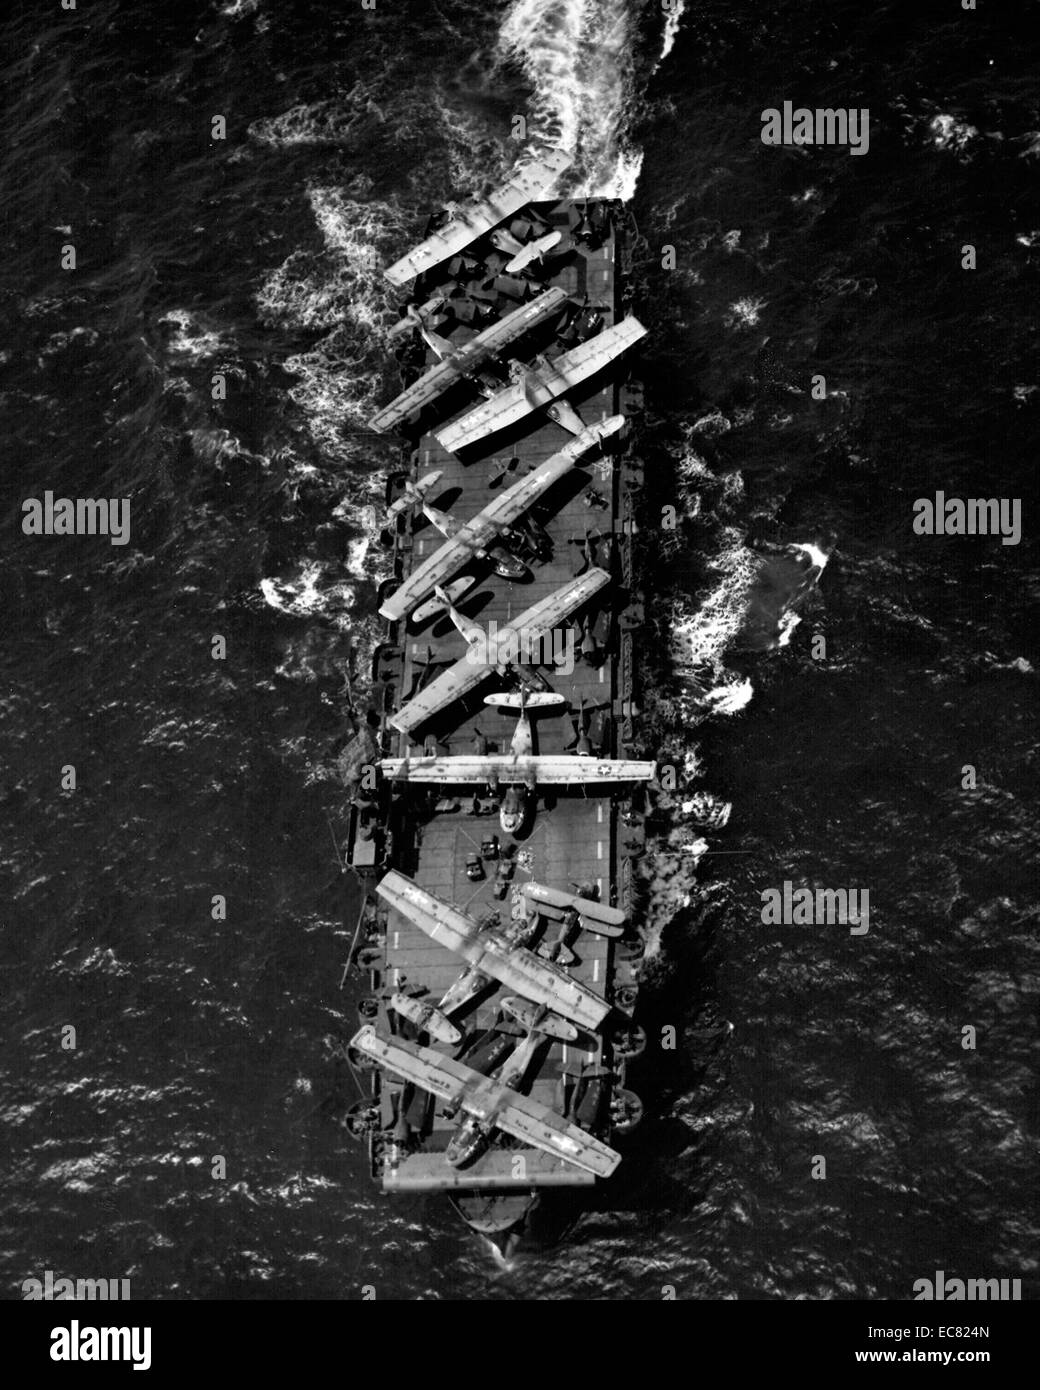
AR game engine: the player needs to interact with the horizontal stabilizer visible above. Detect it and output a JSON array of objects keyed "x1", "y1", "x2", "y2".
[
  {"x1": 386, "y1": 470, "x2": 443, "y2": 522},
  {"x1": 483, "y1": 692, "x2": 566, "y2": 709},
  {"x1": 505, "y1": 230, "x2": 563, "y2": 274},
  {"x1": 410, "y1": 575, "x2": 477, "y2": 625}
]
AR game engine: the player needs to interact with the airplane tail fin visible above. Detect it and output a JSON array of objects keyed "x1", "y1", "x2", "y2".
[{"x1": 419, "y1": 325, "x2": 454, "y2": 361}]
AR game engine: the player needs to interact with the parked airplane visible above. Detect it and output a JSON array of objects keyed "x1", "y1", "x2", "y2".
[
  {"x1": 434, "y1": 316, "x2": 647, "y2": 454},
  {"x1": 384, "y1": 473, "x2": 527, "y2": 582},
  {"x1": 375, "y1": 869, "x2": 610, "y2": 1032},
  {"x1": 382, "y1": 688, "x2": 656, "y2": 834},
  {"x1": 383, "y1": 149, "x2": 572, "y2": 288},
  {"x1": 386, "y1": 991, "x2": 462, "y2": 1046},
  {"x1": 520, "y1": 882, "x2": 628, "y2": 935},
  {"x1": 350, "y1": 1023, "x2": 620, "y2": 1176},
  {"x1": 388, "y1": 567, "x2": 611, "y2": 735},
  {"x1": 378, "y1": 415, "x2": 625, "y2": 623},
  {"x1": 387, "y1": 293, "x2": 446, "y2": 343},
  {"x1": 370, "y1": 286, "x2": 570, "y2": 434},
  {"x1": 489, "y1": 226, "x2": 563, "y2": 274}
]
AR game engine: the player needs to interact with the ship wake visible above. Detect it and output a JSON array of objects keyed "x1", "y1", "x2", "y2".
[{"x1": 495, "y1": 0, "x2": 644, "y2": 199}]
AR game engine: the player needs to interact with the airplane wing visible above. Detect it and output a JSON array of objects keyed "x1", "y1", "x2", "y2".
[
  {"x1": 370, "y1": 357, "x2": 464, "y2": 435},
  {"x1": 388, "y1": 568, "x2": 611, "y2": 734},
  {"x1": 376, "y1": 868, "x2": 480, "y2": 958},
  {"x1": 465, "y1": 286, "x2": 569, "y2": 357},
  {"x1": 351, "y1": 1025, "x2": 620, "y2": 1178},
  {"x1": 386, "y1": 650, "x2": 489, "y2": 736},
  {"x1": 505, "y1": 229, "x2": 562, "y2": 274},
  {"x1": 349, "y1": 1024, "x2": 468, "y2": 1104},
  {"x1": 544, "y1": 314, "x2": 647, "y2": 389},
  {"x1": 381, "y1": 756, "x2": 500, "y2": 783},
  {"x1": 488, "y1": 567, "x2": 610, "y2": 660},
  {"x1": 494, "y1": 1092, "x2": 621, "y2": 1178},
  {"x1": 370, "y1": 288, "x2": 570, "y2": 434},
  {"x1": 434, "y1": 381, "x2": 530, "y2": 454},
  {"x1": 517, "y1": 756, "x2": 656, "y2": 783},
  {"x1": 380, "y1": 755, "x2": 656, "y2": 785},
  {"x1": 476, "y1": 938, "x2": 609, "y2": 1032},
  {"x1": 376, "y1": 869, "x2": 609, "y2": 1032},
  {"x1": 435, "y1": 315, "x2": 647, "y2": 453},
  {"x1": 384, "y1": 150, "x2": 571, "y2": 287}
]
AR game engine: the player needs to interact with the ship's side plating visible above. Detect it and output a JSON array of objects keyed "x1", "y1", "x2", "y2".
[{"x1": 342, "y1": 180, "x2": 651, "y2": 1237}]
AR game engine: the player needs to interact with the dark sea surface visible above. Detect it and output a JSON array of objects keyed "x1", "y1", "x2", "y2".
[{"x1": 2, "y1": 0, "x2": 1037, "y2": 1300}]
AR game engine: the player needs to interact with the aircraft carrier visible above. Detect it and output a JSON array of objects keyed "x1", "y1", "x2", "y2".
[{"x1": 340, "y1": 153, "x2": 653, "y2": 1243}]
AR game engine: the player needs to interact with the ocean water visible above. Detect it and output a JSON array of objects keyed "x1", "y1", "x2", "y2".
[{"x1": 1, "y1": 0, "x2": 1037, "y2": 1300}]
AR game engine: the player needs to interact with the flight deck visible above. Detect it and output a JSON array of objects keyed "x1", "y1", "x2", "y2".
[{"x1": 343, "y1": 189, "x2": 649, "y2": 1223}]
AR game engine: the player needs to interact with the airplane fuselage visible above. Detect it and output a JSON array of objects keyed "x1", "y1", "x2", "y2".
[
  {"x1": 446, "y1": 1113, "x2": 491, "y2": 1168},
  {"x1": 499, "y1": 784, "x2": 527, "y2": 835}
]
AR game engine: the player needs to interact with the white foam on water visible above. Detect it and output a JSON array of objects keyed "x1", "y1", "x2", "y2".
[
  {"x1": 256, "y1": 182, "x2": 404, "y2": 466},
  {"x1": 482, "y1": 1235, "x2": 518, "y2": 1271},
  {"x1": 496, "y1": 0, "x2": 643, "y2": 199},
  {"x1": 341, "y1": 505, "x2": 383, "y2": 581},
  {"x1": 702, "y1": 677, "x2": 754, "y2": 714},
  {"x1": 249, "y1": 98, "x2": 366, "y2": 148},
  {"x1": 432, "y1": 92, "x2": 515, "y2": 194},
  {"x1": 790, "y1": 541, "x2": 830, "y2": 573},
  {"x1": 158, "y1": 308, "x2": 228, "y2": 363},
  {"x1": 929, "y1": 113, "x2": 979, "y2": 153},
  {"x1": 671, "y1": 528, "x2": 759, "y2": 671},
  {"x1": 260, "y1": 562, "x2": 364, "y2": 667},
  {"x1": 724, "y1": 295, "x2": 767, "y2": 329},
  {"x1": 220, "y1": 0, "x2": 261, "y2": 17},
  {"x1": 776, "y1": 610, "x2": 801, "y2": 648},
  {"x1": 659, "y1": 0, "x2": 685, "y2": 59}
]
